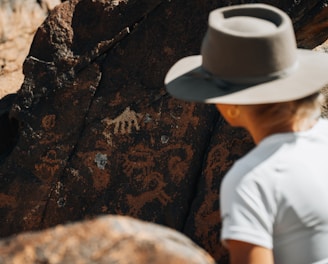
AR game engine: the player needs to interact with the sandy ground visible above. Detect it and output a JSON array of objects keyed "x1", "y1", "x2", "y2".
[
  {"x1": 0, "y1": 71, "x2": 24, "y2": 98},
  {"x1": 0, "y1": 0, "x2": 60, "y2": 99}
]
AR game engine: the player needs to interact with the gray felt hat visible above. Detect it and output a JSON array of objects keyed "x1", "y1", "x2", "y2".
[{"x1": 165, "y1": 4, "x2": 328, "y2": 104}]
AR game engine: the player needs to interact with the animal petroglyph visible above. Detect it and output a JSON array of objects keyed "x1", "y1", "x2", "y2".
[
  {"x1": 126, "y1": 171, "x2": 172, "y2": 217},
  {"x1": 102, "y1": 107, "x2": 142, "y2": 134},
  {"x1": 101, "y1": 107, "x2": 143, "y2": 145},
  {"x1": 34, "y1": 149, "x2": 61, "y2": 182}
]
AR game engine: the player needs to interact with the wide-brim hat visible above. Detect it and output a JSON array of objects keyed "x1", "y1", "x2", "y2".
[{"x1": 165, "y1": 4, "x2": 328, "y2": 105}]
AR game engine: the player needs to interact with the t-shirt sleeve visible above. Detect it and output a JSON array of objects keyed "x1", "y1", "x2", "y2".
[{"x1": 220, "y1": 168, "x2": 276, "y2": 249}]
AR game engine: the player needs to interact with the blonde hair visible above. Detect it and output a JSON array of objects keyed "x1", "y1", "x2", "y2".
[{"x1": 246, "y1": 92, "x2": 324, "y2": 131}]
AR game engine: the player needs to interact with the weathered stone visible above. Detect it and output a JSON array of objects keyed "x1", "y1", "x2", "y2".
[
  {"x1": 0, "y1": 0, "x2": 327, "y2": 263},
  {"x1": 321, "y1": 85, "x2": 328, "y2": 118},
  {"x1": 0, "y1": 214, "x2": 216, "y2": 264},
  {"x1": 295, "y1": 3, "x2": 328, "y2": 48},
  {"x1": 313, "y1": 39, "x2": 328, "y2": 118}
]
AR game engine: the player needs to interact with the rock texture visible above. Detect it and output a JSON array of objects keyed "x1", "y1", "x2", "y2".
[
  {"x1": 296, "y1": 3, "x2": 328, "y2": 48},
  {"x1": 0, "y1": 0, "x2": 327, "y2": 263},
  {"x1": 0, "y1": 214, "x2": 216, "y2": 264},
  {"x1": 314, "y1": 39, "x2": 328, "y2": 118}
]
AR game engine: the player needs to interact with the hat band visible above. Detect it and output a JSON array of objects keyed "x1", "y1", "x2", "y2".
[{"x1": 201, "y1": 61, "x2": 299, "y2": 86}]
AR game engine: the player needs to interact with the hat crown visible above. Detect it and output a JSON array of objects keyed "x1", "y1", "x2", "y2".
[
  {"x1": 165, "y1": 4, "x2": 328, "y2": 105},
  {"x1": 222, "y1": 16, "x2": 277, "y2": 35},
  {"x1": 201, "y1": 4, "x2": 297, "y2": 83}
]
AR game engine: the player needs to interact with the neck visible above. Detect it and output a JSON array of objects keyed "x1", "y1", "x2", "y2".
[{"x1": 246, "y1": 118, "x2": 318, "y2": 145}]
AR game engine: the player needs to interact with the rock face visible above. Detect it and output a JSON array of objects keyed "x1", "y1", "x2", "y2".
[
  {"x1": 0, "y1": 0, "x2": 327, "y2": 263},
  {"x1": 0, "y1": 214, "x2": 216, "y2": 264}
]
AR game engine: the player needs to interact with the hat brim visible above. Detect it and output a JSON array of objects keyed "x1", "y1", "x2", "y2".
[{"x1": 165, "y1": 49, "x2": 328, "y2": 104}]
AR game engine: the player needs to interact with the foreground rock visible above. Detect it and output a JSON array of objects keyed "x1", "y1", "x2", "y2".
[
  {"x1": 0, "y1": 215, "x2": 216, "y2": 264},
  {"x1": 0, "y1": 0, "x2": 327, "y2": 263}
]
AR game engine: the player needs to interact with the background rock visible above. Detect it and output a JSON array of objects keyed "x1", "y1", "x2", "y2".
[
  {"x1": 0, "y1": 0, "x2": 327, "y2": 263},
  {"x1": 314, "y1": 39, "x2": 328, "y2": 118}
]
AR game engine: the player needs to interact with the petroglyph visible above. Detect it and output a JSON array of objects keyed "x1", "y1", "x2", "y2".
[
  {"x1": 41, "y1": 114, "x2": 56, "y2": 130},
  {"x1": 76, "y1": 151, "x2": 111, "y2": 191},
  {"x1": 102, "y1": 107, "x2": 142, "y2": 134},
  {"x1": 34, "y1": 149, "x2": 61, "y2": 182},
  {"x1": 38, "y1": 115, "x2": 62, "y2": 145},
  {"x1": 126, "y1": 172, "x2": 172, "y2": 216},
  {"x1": 122, "y1": 145, "x2": 172, "y2": 209}
]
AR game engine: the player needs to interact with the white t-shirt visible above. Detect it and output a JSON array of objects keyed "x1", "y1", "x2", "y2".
[{"x1": 220, "y1": 118, "x2": 328, "y2": 264}]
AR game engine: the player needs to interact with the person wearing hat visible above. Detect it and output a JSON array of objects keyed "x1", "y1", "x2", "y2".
[{"x1": 165, "y1": 4, "x2": 328, "y2": 264}]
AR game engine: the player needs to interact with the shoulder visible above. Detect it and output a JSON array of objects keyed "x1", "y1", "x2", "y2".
[
  {"x1": 220, "y1": 134, "x2": 292, "y2": 212},
  {"x1": 222, "y1": 118, "x2": 328, "y2": 187},
  {"x1": 312, "y1": 118, "x2": 328, "y2": 139},
  {"x1": 221, "y1": 136, "x2": 284, "y2": 189}
]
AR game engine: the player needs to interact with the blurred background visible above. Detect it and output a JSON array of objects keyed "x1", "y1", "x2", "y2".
[{"x1": 0, "y1": 0, "x2": 60, "y2": 98}]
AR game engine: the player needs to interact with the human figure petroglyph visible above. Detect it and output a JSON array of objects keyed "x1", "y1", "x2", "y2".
[
  {"x1": 122, "y1": 147, "x2": 154, "y2": 177},
  {"x1": 34, "y1": 149, "x2": 61, "y2": 182},
  {"x1": 39, "y1": 115, "x2": 63, "y2": 145}
]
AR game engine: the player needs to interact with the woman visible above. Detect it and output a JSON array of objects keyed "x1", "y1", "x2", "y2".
[{"x1": 165, "y1": 4, "x2": 328, "y2": 264}]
